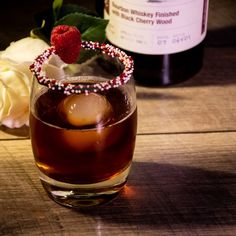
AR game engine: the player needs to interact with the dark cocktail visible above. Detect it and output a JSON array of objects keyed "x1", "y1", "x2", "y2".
[{"x1": 30, "y1": 37, "x2": 137, "y2": 207}]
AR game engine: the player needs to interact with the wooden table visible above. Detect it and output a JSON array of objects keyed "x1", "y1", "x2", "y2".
[{"x1": 1, "y1": 1, "x2": 236, "y2": 235}]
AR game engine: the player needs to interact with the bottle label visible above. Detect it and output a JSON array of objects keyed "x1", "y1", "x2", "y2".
[{"x1": 105, "y1": 0, "x2": 209, "y2": 55}]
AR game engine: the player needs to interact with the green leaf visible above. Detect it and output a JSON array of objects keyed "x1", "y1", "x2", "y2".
[
  {"x1": 31, "y1": 1, "x2": 109, "y2": 63},
  {"x1": 33, "y1": 6, "x2": 55, "y2": 40},
  {"x1": 53, "y1": 0, "x2": 64, "y2": 21},
  {"x1": 77, "y1": 49, "x2": 98, "y2": 64},
  {"x1": 55, "y1": 13, "x2": 109, "y2": 43},
  {"x1": 30, "y1": 20, "x2": 50, "y2": 44}
]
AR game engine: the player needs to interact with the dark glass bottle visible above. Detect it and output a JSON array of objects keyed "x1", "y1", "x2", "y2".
[
  {"x1": 127, "y1": 42, "x2": 205, "y2": 86},
  {"x1": 96, "y1": 0, "x2": 209, "y2": 86}
]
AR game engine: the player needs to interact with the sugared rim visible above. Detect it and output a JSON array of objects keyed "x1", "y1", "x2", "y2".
[{"x1": 29, "y1": 41, "x2": 134, "y2": 95}]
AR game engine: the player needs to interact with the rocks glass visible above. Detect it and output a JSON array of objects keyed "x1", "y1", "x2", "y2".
[{"x1": 29, "y1": 41, "x2": 137, "y2": 208}]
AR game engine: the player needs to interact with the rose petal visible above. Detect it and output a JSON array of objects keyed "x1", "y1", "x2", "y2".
[{"x1": 0, "y1": 37, "x2": 49, "y2": 63}]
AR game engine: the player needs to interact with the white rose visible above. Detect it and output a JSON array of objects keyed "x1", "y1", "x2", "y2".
[
  {"x1": 0, "y1": 60, "x2": 31, "y2": 128},
  {"x1": 0, "y1": 37, "x2": 49, "y2": 128},
  {"x1": 0, "y1": 37, "x2": 49, "y2": 63}
]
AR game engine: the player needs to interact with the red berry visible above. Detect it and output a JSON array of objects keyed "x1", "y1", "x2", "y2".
[{"x1": 50, "y1": 25, "x2": 81, "y2": 64}]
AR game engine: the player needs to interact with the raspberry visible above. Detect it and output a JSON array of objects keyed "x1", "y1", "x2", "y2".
[{"x1": 50, "y1": 25, "x2": 81, "y2": 64}]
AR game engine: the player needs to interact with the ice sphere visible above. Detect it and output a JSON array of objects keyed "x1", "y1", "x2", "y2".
[
  {"x1": 58, "y1": 93, "x2": 113, "y2": 127},
  {"x1": 61, "y1": 123, "x2": 124, "y2": 152}
]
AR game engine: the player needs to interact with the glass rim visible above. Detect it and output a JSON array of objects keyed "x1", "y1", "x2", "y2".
[{"x1": 30, "y1": 41, "x2": 134, "y2": 95}]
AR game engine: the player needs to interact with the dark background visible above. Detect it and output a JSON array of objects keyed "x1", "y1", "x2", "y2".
[
  {"x1": 0, "y1": 0, "x2": 236, "y2": 50},
  {"x1": 0, "y1": 0, "x2": 98, "y2": 49}
]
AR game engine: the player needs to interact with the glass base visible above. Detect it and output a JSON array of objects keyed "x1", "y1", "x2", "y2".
[{"x1": 39, "y1": 165, "x2": 131, "y2": 208}]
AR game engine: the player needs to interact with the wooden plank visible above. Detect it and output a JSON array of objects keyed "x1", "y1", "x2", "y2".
[
  {"x1": 0, "y1": 133, "x2": 235, "y2": 235},
  {"x1": 137, "y1": 48, "x2": 236, "y2": 134},
  {"x1": 0, "y1": 1, "x2": 235, "y2": 235},
  {"x1": 207, "y1": 0, "x2": 236, "y2": 47},
  {"x1": 208, "y1": 0, "x2": 236, "y2": 30}
]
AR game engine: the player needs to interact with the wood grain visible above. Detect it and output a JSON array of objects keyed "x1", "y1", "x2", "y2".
[
  {"x1": 137, "y1": 47, "x2": 236, "y2": 134},
  {"x1": 0, "y1": 134, "x2": 235, "y2": 236},
  {"x1": 0, "y1": 1, "x2": 236, "y2": 235}
]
